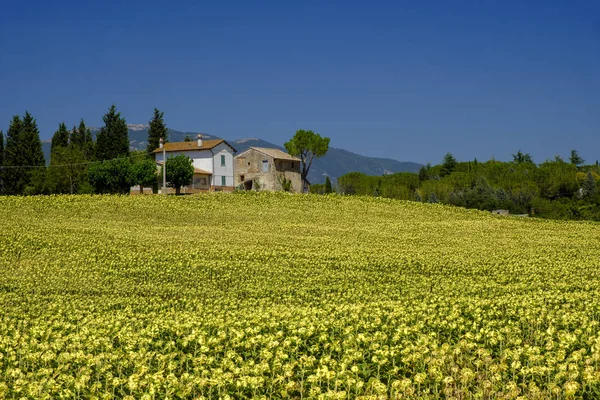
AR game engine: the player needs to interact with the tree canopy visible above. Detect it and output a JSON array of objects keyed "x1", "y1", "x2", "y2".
[
  {"x1": 46, "y1": 146, "x2": 89, "y2": 194},
  {"x1": 96, "y1": 105, "x2": 129, "y2": 161},
  {"x1": 88, "y1": 158, "x2": 132, "y2": 194},
  {"x1": 51, "y1": 122, "x2": 70, "y2": 152},
  {"x1": 512, "y1": 150, "x2": 533, "y2": 164},
  {"x1": 131, "y1": 155, "x2": 158, "y2": 194},
  {"x1": 164, "y1": 154, "x2": 194, "y2": 195},
  {"x1": 570, "y1": 149, "x2": 585, "y2": 166},
  {"x1": 338, "y1": 155, "x2": 600, "y2": 221},
  {"x1": 147, "y1": 108, "x2": 168, "y2": 153},
  {"x1": 440, "y1": 153, "x2": 457, "y2": 177},
  {"x1": 70, "y1": 119, "x2": 94, "y2": 159},
  {"x1": 284, "y1": 129, "x2": 330, "y2": 192},
  {"x1": 3, "y1": 113, "x2": 46, "y2": 195}
]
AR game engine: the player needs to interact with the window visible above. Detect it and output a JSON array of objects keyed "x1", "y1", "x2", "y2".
[
  {"x1": 193, "y1": 177, "x2": 208, "y2": 187},
  {"x1": 240, "y1": 175, "x2": 245, "y2": 182},
  {"x1": 221, "y1": 176, "x2": 226, "y2": 186},
  {"x1": 262, "y1": 160, "x2": 269, "y2": 172},
  {"x1": 291, "y1": 162, "x2": 295, "y2": 168},
  {"x1": 221, "y1": 154, "x2": 226, "y2": 166}
]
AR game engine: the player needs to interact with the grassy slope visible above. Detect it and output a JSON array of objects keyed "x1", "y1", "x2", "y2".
[{"x1": 0, "y1": 193, "x2": 599, "y2": 398}]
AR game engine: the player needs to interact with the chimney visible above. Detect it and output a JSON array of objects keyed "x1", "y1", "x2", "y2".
[{"x1": 197, "y1": 134, "x2": 203, "y2": 148}]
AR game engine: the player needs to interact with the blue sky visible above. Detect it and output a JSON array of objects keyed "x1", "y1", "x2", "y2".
[{"x1": 1, "y1": 0, "x2": 598, "y2": 165}]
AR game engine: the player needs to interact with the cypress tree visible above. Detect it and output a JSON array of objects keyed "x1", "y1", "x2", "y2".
[
  {"x1": 70, "y1": 125, "x2": 84, "y2": 149},
  {"x1": 582, "y1": 172, "x2": 597, "y2": 198},
  {"x1": 324, "y1": 176, "x2": 333, "y2": 193},
  {"x1": 21, "y1": 112, "x2": 45, "y2": 167},
  {"x1": 70, "y1": 119, "x2": 94, "y2": 159},
  {"x1": 3, "y1": 116, "x2": 24, "y2": 194},
  {"x1": 96, "y1": 105, "x2": 129, "y2": 161},
  {"x1": 147, "y1": 108, "x2": 168, "y2": 153}
]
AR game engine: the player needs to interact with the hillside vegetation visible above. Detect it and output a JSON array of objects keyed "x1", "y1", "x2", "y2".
[
  {"x1": 336, "y1": 157, "x2": 600, "y2": 221},
  {"x1": 1, "y1": 193, "x2": 599, "y2": 398}
]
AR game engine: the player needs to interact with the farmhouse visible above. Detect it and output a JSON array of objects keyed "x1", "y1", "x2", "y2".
[
  {"x1": 153, "y1": 135, "x2": 236, "y2": 192},
  {"x1": 234, "y1": 147, "x2": 302, "y2": 192}
]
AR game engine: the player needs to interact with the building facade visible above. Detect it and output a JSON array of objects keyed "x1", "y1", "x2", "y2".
[
  {"x1": 153, "y1": 135, "x2": 236, "y2": 193},
  {"x1": 234, "y1": 147, "x2": 302, "y2": 192}
]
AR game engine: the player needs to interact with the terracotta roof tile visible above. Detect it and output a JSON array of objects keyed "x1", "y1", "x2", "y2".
[{"x1": 152, "y1": 139, "x2": 227, "y2": 153}]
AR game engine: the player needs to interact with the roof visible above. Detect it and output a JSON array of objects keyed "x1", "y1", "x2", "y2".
[
  {"x1": 193, "y1": 168, "x2": 212, "y2": 175},
  {"x1": 152, "y1": 139, "x2": 236, "y2": 153},
  {"x1": 239, "y1": 147, "x2": 301, "y2": 162}
]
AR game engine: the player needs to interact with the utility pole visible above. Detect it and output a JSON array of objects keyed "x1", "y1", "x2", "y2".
[{"x1": 160, "y1": 138, "x2": 166, "y2": 195}]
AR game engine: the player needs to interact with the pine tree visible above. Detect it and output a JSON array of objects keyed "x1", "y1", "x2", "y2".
[
  {"x1": 20, "y1": 112, "x2": 46, "y2": 194},
  {"x1": 418, "y1": 164, "x2": 431, "y2": 182},
  {"x1": 569, "y1": 149, "x2": 585, "y2": 166},
  {"x1": 21, "y1": 112, "x2": 45, "y2": 166},
  {"x1": 96, "y1": 105, "x2": 129, "y2": 161},
  {"x1": 3, "y1": 113, "x2": 45, "y2": 194},
  {"x1": 82, "y1": 120, "x2": 93, "y2": 154},
  {"x1": 70, "y1": 124, "x2": 84, "y2": 149},
  {"x1": 440, "y1": 153, "x2": 457, "y2": 177},
  {"x1": 51, "y1": 122, "x2": 70, "y2": 154},
  {"x1": 147, "y1": 108, "x2": 168, "y2": 153},
  {"x1": 512, "y1": 150, "x2": 533, "y2": 164}
]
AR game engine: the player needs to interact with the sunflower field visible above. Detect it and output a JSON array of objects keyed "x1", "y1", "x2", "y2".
[{"x1": 1, "y1": 192, "x2": 599, "y2": 399}]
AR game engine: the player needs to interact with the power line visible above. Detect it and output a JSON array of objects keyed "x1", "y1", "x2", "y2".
[{"x1": 0, "y1": 151, "x2": 154, "y2": 169}]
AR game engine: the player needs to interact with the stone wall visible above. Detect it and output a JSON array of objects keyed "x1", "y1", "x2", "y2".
[{"x1": 234, "y1": 149, "x2": 302, "y2": 192}]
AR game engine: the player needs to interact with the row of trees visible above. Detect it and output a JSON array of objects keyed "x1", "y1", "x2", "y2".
[
  {"x1": 0, "y1": 108, "x2": 331, "y2": 196},
  {"x1": 337, "y1": 151, "x2": 600, "y2": 221},
  {"x1": 0, "y1": 106, "x2": 170, "y2": 195}
]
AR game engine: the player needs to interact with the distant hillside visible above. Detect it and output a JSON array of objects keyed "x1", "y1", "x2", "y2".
[
  {"x1": 89, "y1": 125, "x2": 220, "y2": 150},
  {"x1": 231, "y1": 139, "x2": 422, "y2": 184},
  {"x1": 42, "y1": 125, "x2": 422, "y2": 184}
]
